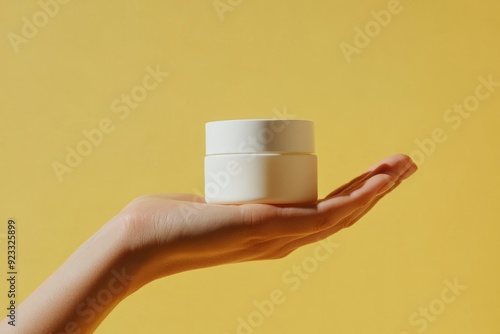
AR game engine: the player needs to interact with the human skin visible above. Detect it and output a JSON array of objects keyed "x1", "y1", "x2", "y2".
[{"x1": 0, "y1": 154, "x2": 417, "y2": 333}]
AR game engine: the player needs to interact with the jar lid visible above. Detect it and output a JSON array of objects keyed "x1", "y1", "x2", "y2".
[{"x1": 205, "y1": 119, "x2": 315, "y2": 155}]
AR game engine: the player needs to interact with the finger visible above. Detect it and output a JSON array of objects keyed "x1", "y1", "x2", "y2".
[
  {"x1": 334, "y1": 161, "x2": 417, "y2": 229},
  {"x1": 226, "y1": 157, "x2": 418, "y2": 257},
  {"x1": 318, "y1": 155, "x2": 417, "y2": 231},
  {"x1": 364, "y1": 153, "x2": 415, "y2": 175},
  {"x1": 261, "y1": 182, "x2": 397, "y2": 258},
  {"x1": 245, "y1": 172, "x2": 394, "y2": 240},
  {"x1": 324, "y1": 154, "x2": 415, "y2": 199},
  {"x1": 317, "y1": 173, "x2": 394, "y2": 224},
  {"x1": 251, "y1": 196, "x2": 381, "y2": 260},
  {"x1": 268, "y1": 162, "x2": 419, "y2": 257},
  {"x1": 323, "y1": 170, "x2": 377, "y2": 199}
]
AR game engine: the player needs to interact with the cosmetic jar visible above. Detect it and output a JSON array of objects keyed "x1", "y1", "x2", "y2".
[{"x1": 204, "y1": 119, "x2": 317, "y2": 204}]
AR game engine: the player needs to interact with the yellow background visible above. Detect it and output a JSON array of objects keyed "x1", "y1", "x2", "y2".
[{"x1": 1, "y1": 0, "x2": 499, "y2": 333}]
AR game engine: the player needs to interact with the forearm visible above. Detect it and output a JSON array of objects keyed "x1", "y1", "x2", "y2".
[{"x1": 0, "y1": 215, "x2": 142, "y2": 334}]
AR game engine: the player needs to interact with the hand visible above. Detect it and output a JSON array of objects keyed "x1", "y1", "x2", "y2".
[
  {"x1": 121, "y1": 154, "x2": 418, "y2": 287},
  {"x1": 0, "y1": 154, "x2": 417, "y2": 333}
]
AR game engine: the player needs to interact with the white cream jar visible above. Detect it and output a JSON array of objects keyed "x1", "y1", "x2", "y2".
[{"x1": 204, "y1": 119, "x2": 317, "y2": 204}]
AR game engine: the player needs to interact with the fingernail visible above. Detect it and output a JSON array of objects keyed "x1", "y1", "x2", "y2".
[
  {"x1": 378, "y1": 180, "x2": 395, "y2": 194},
  {"x1": 401, "y1": 163, "x2": 418, "y2": 179},
  {"x1": 398, "y1": 159, "x2": 414, "y2": 176}
]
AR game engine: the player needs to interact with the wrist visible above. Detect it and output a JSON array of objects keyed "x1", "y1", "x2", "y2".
[
  {"x1": 104, "y1": 213, "x2": 152, "y2": 295},
  {"x1": 115, "y1": 210, "x2": 190, "y2": 285}
]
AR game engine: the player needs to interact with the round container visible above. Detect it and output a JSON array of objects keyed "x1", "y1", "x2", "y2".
[{"x1": 204, "y1": 119, "x2": 317, "y2": 204}]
